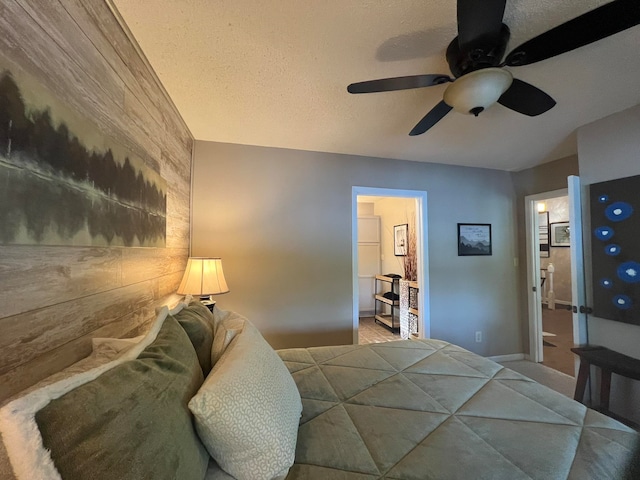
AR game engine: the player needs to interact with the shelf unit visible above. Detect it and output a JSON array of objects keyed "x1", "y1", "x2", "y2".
[
  {"x1": 407, "y1": 281, "x2": 419, "y2": 337},
  {"x1": 374, "y1": 275, "x2": 400, "y2": 330}
]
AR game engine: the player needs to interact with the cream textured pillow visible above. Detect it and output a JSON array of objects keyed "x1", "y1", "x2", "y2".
[
  {"x1": 189, "y1": 320, "x2": 302, "y2": 480},
  {"x1": 210, "y1": 312, "x2": 247, "y2": 366}
]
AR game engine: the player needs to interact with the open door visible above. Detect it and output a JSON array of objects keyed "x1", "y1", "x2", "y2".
[
  {"x1": 526, "y1": 188, "x2": 577, "y2": 365},
  {"x1": 524, "y1": 196, "x2": 544, "y2": 362},
  {"x1": 568, "y1": 176, "x2": 588, "y2": 376},
  {"x1": 526, "y1": 181, "x2": 585, "y2": 373}
]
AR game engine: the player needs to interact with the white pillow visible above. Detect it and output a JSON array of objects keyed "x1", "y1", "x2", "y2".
[
  {"x1": 189, "y1": 320, "x2": 302, "y2": 480},
  {"x1": 210, "y1": 312, "x2": 246, "y2": 366},
  {"x1": 91, "y1": 336, "x2": 144, "y2": 357},
  {"x1": 154, "y1": 295, "x2": 193, "y2": 315}
]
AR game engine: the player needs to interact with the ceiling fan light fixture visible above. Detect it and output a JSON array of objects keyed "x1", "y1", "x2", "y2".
[{"x1": 443, "y1": 68, "x2": 513, "y2": 116}]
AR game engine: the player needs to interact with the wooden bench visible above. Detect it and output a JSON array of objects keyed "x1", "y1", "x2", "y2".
[{"x1": 571, "y1": 345, "x2": 640, "y2": 415}]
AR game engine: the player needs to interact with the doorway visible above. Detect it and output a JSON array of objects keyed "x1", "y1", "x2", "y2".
[
  {"x1": 351, "y1": 187, "x2": 429, "y2": 345},
  {"x1": 525, "y1": 178, "x2": 586, "y2": 377}
]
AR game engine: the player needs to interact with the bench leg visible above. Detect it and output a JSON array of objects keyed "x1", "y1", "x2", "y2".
[
  {"x1": 600, "y1": 369, "x2": 612, "y2": 412},
  {"x1": 574, "y1": 359, "x2": 590, "y2": 403}
]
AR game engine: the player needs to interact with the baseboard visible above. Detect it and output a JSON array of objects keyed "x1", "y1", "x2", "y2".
[
  {"x1": 486, "y1": 353, "x2": 525, "y2": 362},
  {"x1": 542, "y1": 299, "x2": 571, "y2": 306},
  {"x1": 554, "y1": 300, "x2": 571, "y2": 306}
]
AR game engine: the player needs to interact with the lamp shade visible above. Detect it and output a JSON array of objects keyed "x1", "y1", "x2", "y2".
[
  {"x1": 177, "y1": 257, "x2": 229, "y2": 296},
  {"x1": 443, "y1": 68, "x2": 513, "y2": 116}
]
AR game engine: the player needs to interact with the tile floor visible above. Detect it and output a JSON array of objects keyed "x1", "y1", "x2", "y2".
[{"x1": 358, "y1": 316, "x2": 399, "y2": 344}]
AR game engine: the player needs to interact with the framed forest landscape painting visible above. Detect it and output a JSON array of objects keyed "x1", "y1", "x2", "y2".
[
  {"x1": 0, "y1": 61, "x2": 166, "y2": 248},
  {"x1": 458, "y1": 223, "x2": 492, "y2": 256}
]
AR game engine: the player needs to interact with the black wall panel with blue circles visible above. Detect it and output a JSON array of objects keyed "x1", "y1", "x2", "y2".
[{"x1": 590, "y1": 174, "x2": 640, "y2": 325}]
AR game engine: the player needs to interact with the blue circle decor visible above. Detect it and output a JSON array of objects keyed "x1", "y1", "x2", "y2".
[
  {"x1": 612, "y1": 294, "x2": 632, "y2": 310},
  {"x1": 598, "y1": 194, "x2": 609, "y2": 203},
  {"x1": 600, "y1": 278, "x2": 613, "y2": 289},
  {"x1": 617, "y1": 261, "x2": 640, "y2": 283},
  {"x1": 594, "y1": 226, "x2": 614, "y2": 241},
  {"x1": 605, "y1": 244, "x2": 621, "y2": 256},
  {"x1": 605, "y1": 201, "x2": 633, "y2": 222}
]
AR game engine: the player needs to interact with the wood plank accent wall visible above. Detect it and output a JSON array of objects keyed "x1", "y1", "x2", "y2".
[{"x1": 0, "y1": 0, "x2": 192, "y2": 402}]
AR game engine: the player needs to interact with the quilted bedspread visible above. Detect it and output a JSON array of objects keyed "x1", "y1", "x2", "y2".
[{"x1": 277, "y1": 339, "x2": 640, "y2": 479}]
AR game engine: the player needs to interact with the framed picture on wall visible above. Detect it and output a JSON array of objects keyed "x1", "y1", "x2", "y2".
[
  {"x1": 394, "y1": 224, "x2": 408, "y2": 256},
  {"x1": 457, "y1": 223, "x2": 492, "y2": 256},
  {"x1": 550, "y1": 222, "x2": 571, "y2": 247},
  {"x1": 539, "y1": 212, "x2": 550, "y2": 257}
]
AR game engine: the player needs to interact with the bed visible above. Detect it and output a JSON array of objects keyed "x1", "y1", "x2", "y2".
[
  {"x1": 279, "y1": 339, "x2": 640, "y2": 479},
  {"x1": 1, "y1": 301, "x2": 638, "y2": 480}
]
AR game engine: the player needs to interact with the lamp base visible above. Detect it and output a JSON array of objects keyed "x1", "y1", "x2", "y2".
[{"x1": 200, "y1": 298, "x2": 216, "y2": 313}]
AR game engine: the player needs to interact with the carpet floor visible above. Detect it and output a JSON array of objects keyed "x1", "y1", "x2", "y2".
[
  {"x1": 498, "y1": 360, "x2": 576, "y2": 398},
  {"x1": 541, "y1": 305, "x2": 576, "y2": 377},
  {"x1": 358, "y1": 316, "x2": 576, "y2": 399}
]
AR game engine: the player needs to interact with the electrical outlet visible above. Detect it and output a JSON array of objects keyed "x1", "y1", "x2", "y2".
[{"x1": 475, "y1": 331, "x2": 482, "y2": 343}]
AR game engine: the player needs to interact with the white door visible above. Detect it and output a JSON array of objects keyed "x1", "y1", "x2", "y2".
[
  {"x1": 568, "y1": 176, "x2": 588, "y2": 349},
  {"x1": 526, "y1": 185, "x2": 585, "y2": 367},
  {"x1": 357, "y1": 216, "x2": 380, "y2": 315}
]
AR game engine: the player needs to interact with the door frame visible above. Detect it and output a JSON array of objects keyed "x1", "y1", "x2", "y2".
[
  {"x1": 525, "y1": 187, "x2": 568, "y2": 363},
  {"x1": 352, "y1": 186, "x2": 430, "y2": 344},
  {"x1": 525, "y1": 179, "x2": 585, "y2": 370}
]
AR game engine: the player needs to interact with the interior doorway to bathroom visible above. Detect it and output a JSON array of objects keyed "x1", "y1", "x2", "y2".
[{"x1": 351, "y1": 187, "x2": 429, "y2": 345}]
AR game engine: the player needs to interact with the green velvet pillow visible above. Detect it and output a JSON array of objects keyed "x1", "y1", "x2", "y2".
[
  {"x1": 172, "y1": 301, "x2": 217, "y2": 375},
  {"x1": 34, "y1": 316, "x2": 209, "y2": 480}
]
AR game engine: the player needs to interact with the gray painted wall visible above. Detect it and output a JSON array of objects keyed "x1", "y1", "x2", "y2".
[
  {"x1": 577, "y1": 104, "x2": 640, "y2": 424},
  {"x1": 192, "y1": 141, "x2": 520, "y2": 357},
  {"x1": 511, "y1": 156, "x2": 580, "y2": 352}
]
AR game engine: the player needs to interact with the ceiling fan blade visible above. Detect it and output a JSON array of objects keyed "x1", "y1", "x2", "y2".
[
  {"x1": 347, "y1": 75, "x2": 452, "y2": 94},
  {"x1": 347, "y1": 75, "x2": 453, "y2": 93},
  {"x1": 505, "y1": 0, "x2": 640, "y2": 66},
  {"x1": 457, "y1": 0, "x2": 507, "y2": 49},
  {"x1": 498, "y1": 79, "x2": 556, "y2": 116},
  {"x1": 409, "y1": 101, "x2": 453, "y2": 136}
]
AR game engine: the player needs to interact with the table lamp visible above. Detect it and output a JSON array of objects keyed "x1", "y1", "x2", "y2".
[{"x1": 177, "y1": 257, "x2": 229, "y2": 310}]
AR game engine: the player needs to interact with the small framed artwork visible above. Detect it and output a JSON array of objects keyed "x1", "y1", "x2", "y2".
[
  {"x1": 550, "y1": 221, "x2": 571, "y2": 247},
  {"x1": 539, "y1": 212, "x2": 550, "y2": 258},
  {"x1": 457, "y1": 223, "x2": 492, "y2": 256},
  {"x1": 394, "y1": 224, "x2": 408, "y2": 256}
]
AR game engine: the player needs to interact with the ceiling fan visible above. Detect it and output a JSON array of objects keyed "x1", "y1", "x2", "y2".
[{"x1": 347, "y1": 0, "x2": 640, "y2": 136}]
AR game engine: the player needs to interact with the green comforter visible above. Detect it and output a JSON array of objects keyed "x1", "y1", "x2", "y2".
[{"x1": 277, "y1": 339, "x2": 640, "y2": 479}]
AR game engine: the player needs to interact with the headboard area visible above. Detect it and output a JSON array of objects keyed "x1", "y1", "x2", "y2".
[{"x1": 0, "y1": 0, "x2": 192, "y2": 403}]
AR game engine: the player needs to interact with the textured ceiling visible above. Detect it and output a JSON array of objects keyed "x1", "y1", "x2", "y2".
[{"x1": 112, "y1": 0, "x2": 640, "y2": 171}]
